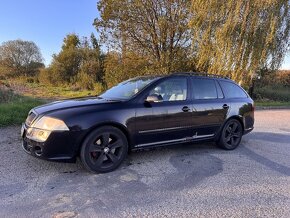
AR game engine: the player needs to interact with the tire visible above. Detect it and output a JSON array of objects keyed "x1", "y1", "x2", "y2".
[
  {"x1": 217, "y1": 119, "x2": 243, "y2": 150},
  {"x1": 80, "y1": 126, "x2": 128, "y2": 173}
]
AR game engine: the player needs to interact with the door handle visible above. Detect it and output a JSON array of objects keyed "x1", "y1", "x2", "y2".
[
  {"x1": 182, "y1": 106, "x2": 190, "y2": 112},
  {"x1": 222, "y1": 104, "x2": 229, "y2": 109}
]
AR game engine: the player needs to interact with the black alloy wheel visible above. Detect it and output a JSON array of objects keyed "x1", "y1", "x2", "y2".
[
  {"x1": 80, "y1": 126, "x2": 128, "y2": 173},
  {"x1": 218, "y1": 119, "x2": 243, "y2": 150}
]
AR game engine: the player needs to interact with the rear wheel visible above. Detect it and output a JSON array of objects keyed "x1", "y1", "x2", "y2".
[
  {"x1": 80, "y1": 126, "x2": 128, "y2": 173},
  {"x1": 217, "y1": 119, "x2": 243, "y2": 150}
]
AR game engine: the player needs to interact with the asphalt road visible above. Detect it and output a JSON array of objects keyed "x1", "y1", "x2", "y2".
[{"x1": 0, "y1": 110, "x2": 290, "y2": 218}]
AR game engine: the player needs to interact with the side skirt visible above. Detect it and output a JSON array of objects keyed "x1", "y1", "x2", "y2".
[{"x1": 133, "y1": 133, "x2": 215, "y2": 150}]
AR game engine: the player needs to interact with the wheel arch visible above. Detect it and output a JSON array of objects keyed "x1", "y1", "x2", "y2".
[
  {"x1": 228, "y1": 115, "x2": 244, "y2": 133},
  {"x1": 215, "y1": 115, "x2": 244, "y2": 141},
  {"x1": 77, "y1": 122, "x2": 132, "y2": 155}
]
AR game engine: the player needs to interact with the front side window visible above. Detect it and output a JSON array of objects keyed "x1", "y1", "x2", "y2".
[
  {"x1": 148, "y1": 77, "x2": 187, "y2": 101},
  {"x1": 192, "y1": 78, "x2": 218, "y2": 100},
  {"x1": 100, "y1": 77, "x2": 158, "y2": 100},
  {"x1": 219, "y1": 81, "x2": 248, "y2": 98}
]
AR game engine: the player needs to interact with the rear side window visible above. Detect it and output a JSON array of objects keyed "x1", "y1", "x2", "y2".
[
  {"x1": 192, "y1": 78, "x2": 217, "y2": 99},
  {"x1": 219, "y1": 81, "x2": 248, "y2": 98}
]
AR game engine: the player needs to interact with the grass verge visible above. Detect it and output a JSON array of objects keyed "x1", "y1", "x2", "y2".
[
  {"x1": 0, "y1": 93, "x2": 45, "y2": 127},
  {"x1": 1, "y1": 78, "x2": 101, "y2": 100},
  {"x1": 0, "y1": 78, "x2": 99, "y2": 127},
  {"x1": 255, "y1": 101, "x2": 290, "y2": 107}
]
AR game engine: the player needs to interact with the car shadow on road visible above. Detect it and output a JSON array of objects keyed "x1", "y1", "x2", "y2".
[
  {"x1": 241, "y1": 131, "x2": 290, "y2": 176},
  {"x1": 244, "y1": 131, "x2": 290, "y2": 144},
  {"x1": 123, "y1": 142, "x2": 226, "y2": 190}
]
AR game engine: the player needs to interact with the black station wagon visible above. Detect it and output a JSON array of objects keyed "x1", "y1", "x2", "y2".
[{"x1": 21, "y1": 72, "x2": 254, "y2": 173}]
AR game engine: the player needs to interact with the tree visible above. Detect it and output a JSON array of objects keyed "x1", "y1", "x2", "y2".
[
  {"x1": 190, "y1": 0, "x2": 290, "y2": 83},
  {"x1": 95, "y1": 0, "x2": 290, "y2": 87},
  {"x1": 104, "y1": 51, "x2": 156, "y2": 88},
  {"x1": 40, "y1": 33, "x2": 104, "y2": 90},
  {"x1": 0, "y1": 39, "x2": 43, "y2": 76},
  {"x1": 90, "y1": 33, "x2": 100, "y2": 50},
  {"x1": 42, "y1": 33, "x2": 82, "y2": 84},
  {"x1": 62, "y1": 34, "x2": 80, "y2": 50},
  {"x1": 77, "y1": 35, "x2": 104, "y2": 89},
  {"x1": 95, "y1": 0, "x2": 193, "y2": 74}
]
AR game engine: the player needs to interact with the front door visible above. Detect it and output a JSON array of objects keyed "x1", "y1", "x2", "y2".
[{"x1": 134, "y1": 77, "x2": 193, "y2": 147}]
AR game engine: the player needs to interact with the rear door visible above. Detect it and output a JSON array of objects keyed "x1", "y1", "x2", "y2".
[{"x1": 190, "y1": 78, "x2": 228, "y2": 138}]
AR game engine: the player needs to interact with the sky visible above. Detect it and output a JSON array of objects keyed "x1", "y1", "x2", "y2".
[
  {"x1": 0, "y1": 0, "x2": 99, "y2": 66},
  {"x1": 0, "y1": 0, "x2": 289, "y2": 69},
  {"x1": 282, "y1": 54, "x2": 290, "y2": 70}
]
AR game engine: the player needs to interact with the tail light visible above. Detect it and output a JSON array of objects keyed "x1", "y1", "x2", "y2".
[{"x1": 251, "y1": 104, "x2": 255, "y2": 111}]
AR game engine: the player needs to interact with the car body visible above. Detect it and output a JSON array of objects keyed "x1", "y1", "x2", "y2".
[{"x1": 21, "y1": 72, "x2": 254, "y2": 173}]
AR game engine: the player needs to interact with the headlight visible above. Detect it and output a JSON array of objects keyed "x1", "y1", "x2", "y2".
[
  {"x1": 26, "y1": 116, "x2": 69, "y2": 142},
  {"x1": 32, "y1": 116, "x2": 69, "y2": 131}
]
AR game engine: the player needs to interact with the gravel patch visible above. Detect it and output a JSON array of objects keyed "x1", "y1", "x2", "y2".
[{"x1": 0, "y1": 110, "x2": 289, "y2": 217}]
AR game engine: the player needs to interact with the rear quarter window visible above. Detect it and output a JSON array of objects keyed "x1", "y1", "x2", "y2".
[{"x1": 219, "y1": 81, "x2": 248, "y2": 98}]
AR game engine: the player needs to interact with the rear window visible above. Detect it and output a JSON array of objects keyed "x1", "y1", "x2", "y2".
[
  {"x1": 219, "y1": 81, "x2": 248, "y2": 98},
  {"x1": 192, "y1": 78, "x2": 217, "y2": 99}
]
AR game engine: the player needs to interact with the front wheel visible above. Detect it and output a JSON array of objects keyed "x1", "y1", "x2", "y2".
[
  {"x1": 80, "y1": 126, "x2": 128, "y2": 173},
  {"x1": 217, "y1": 119, "x2": 243, "y2": 150}
]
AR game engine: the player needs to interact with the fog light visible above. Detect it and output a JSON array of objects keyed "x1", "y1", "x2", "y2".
[{"x1": 26, "y1": 128, "x2": 51, "y2": 142}]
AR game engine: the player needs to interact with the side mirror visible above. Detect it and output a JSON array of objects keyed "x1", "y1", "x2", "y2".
[{"x1": 145, "y1": 94, "x2": 163, "y2": 103}]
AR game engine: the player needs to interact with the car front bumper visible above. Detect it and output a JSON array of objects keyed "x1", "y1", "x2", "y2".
[{"x1": 21, "y1": 124, "x2": 84, "y2": 162}]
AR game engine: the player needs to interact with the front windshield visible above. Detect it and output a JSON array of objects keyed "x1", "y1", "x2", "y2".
[{"x1": 100, "y1": 77, "x2": 158, "y2": 100}]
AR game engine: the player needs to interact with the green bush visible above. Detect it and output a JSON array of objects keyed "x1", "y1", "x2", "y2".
[
  {"x1": 26, "y1": 77, "x2": 35, "y2": 83},
  {"x1": 75, "y1": 71, "x2": 95, "y2": 90},
  {"x1": 255, "y1": 85, "x2": 290, "y2": 102},
  {"x1": 0, "y1": 88, "x2": 17, "y2": 103},
  {"x1": 37, "y1": 68, "x2": 54, "y2": 85},
  {"x1": 92, "y1": 82, "x2": 104, "y2": 95}
]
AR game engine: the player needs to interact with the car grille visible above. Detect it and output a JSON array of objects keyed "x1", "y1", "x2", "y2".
[{"x1": 25, "y1": 111, "x2": 37, "y2": 126}]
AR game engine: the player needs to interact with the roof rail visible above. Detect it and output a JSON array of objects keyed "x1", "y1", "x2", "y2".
[{"x1": 171, "y1": 72, "x2": 230, "y2": 79}]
